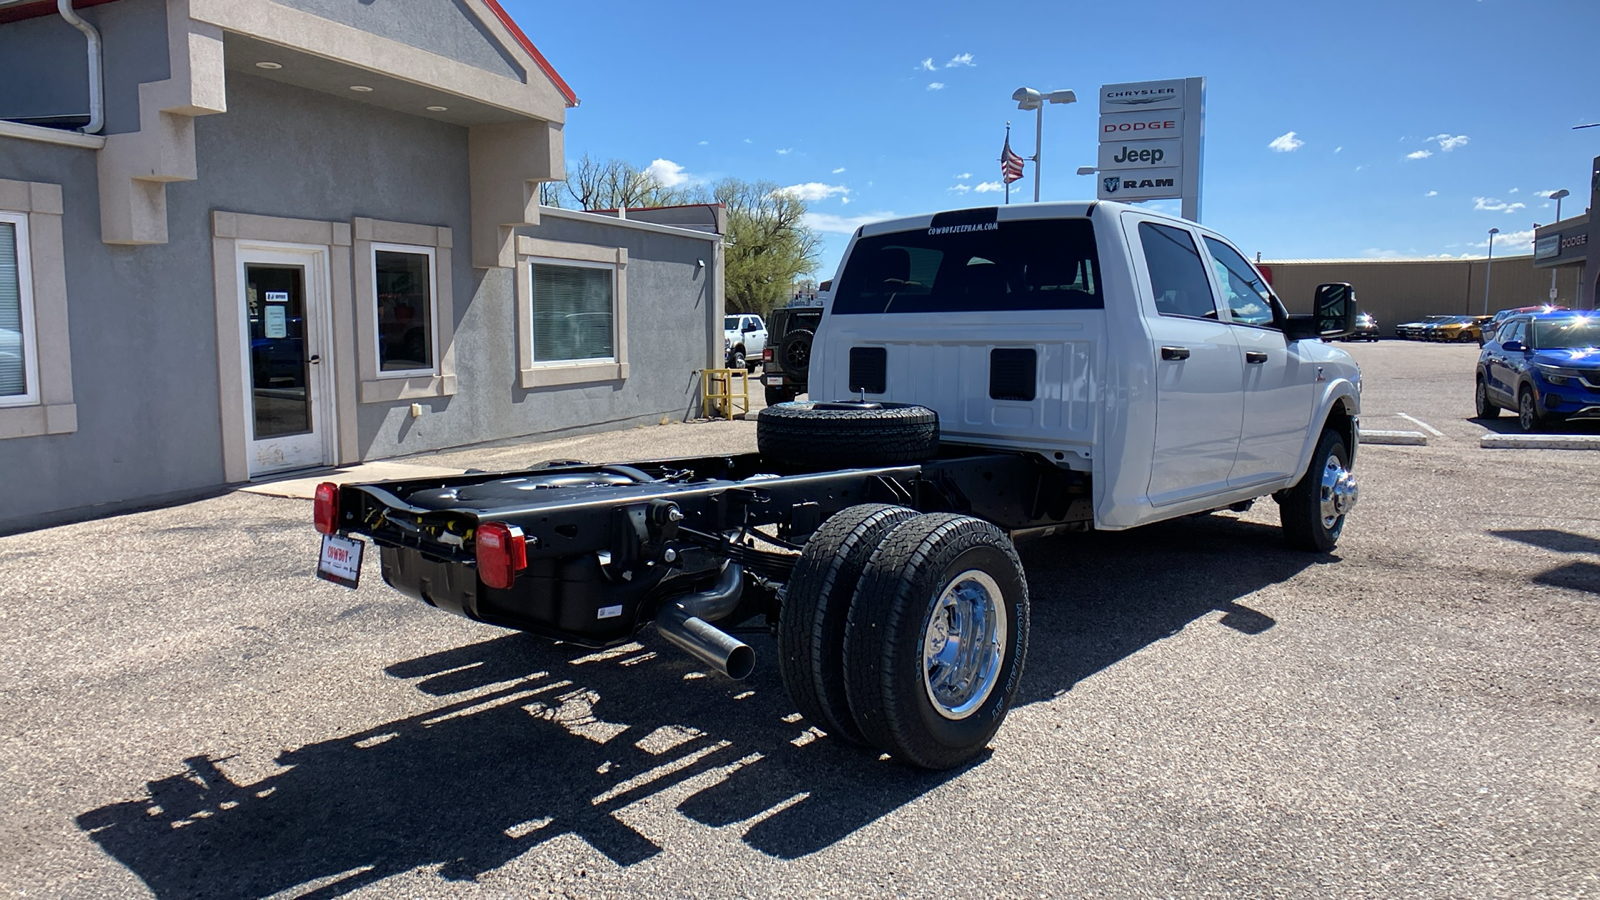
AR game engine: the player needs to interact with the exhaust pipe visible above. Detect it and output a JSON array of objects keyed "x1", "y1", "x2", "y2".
[{"x1": 655, "y1": 562, "x2": 754, "y2": 680}]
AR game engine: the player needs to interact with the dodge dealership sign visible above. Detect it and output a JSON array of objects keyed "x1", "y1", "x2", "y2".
[{"x1": 1096, "y1": 77, "x2": 1205, "y2": 219}]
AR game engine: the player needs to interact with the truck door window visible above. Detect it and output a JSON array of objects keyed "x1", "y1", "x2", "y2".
[
  {"x1": 1202, "y1": 237, "x2": 1282, "y2": 328},
  {"x1": 1138, "y1": 222, "x2": 1219, "y2": 320},
  {"x1": 831, "y1": 218, "x2": 1101, "y2": 314}
]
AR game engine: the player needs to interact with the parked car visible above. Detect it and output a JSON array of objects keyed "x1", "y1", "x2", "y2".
[
  {"x1": 1476, "y1": 311, "x2": 1600, "y2": 432},
  {"x1": 1481, "y1": 305, "x2": 1567, "y2": 346},
  {"x1": 760, "y1": 294, "x2": 824, "y2": 404},
  {"x1": 1395, "y1": 315, "x2": 1450, "y2": 340},
  {"x1": 1427, "y1": 315, "x2": 1493, "y2": 343},
  {"x1": 1341, "y1": 312, "x2": 1380, "y2": 341},
  {"x1": 723, "y1": 314, "x2": 766, "y2": 371}
]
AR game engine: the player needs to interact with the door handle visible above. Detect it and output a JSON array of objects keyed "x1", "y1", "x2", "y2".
[
  {"x1": 309, "y1": 355, "x2": 322, "y2": 365},
  {"x1": 1160, "y1": 346, "x2": 1190, "y2": 361},
  {"x1": 1245, "y1": 351, "x2": 1268, "y2": 364}
]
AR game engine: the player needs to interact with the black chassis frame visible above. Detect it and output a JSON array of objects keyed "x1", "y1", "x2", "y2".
[{"x1": 335, "y1": 449, "x2": 1091, "y2": 647}]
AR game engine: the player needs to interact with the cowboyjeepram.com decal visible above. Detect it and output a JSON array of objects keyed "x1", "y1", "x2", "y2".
[{"x1": 928, "y1": 222, "x2": 1000, "y2": 235}]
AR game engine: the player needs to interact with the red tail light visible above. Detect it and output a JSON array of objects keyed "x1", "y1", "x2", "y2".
[
  {"x1": 763, "y1": 347, "x2": 773, "y2": 362},
  {"x1": 313, "y1": 482, "x2": 340, "y2": 535},
  {"x1": 475, "y1": 522, "x2": 527, "y2": 590}
]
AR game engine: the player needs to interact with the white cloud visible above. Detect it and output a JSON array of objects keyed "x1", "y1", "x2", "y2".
[
  {"x1": 697, "y1": 140, "x2": 709, "y2": 146},
  {"x1": 1473, "y1": 196, "x2": 1526, "y2": 213},
  {"x1": 918, "y1": 58, "x2": 935, "y2": 71},
  {"x1": 948, "y1": 184, "x2": 971, "y2": 194},
  {"x1": 804, "y1": 211, "x2": 895, "y2": 235},
  {"x1": 776, "y1": 148, "x2": 793, "y2": 155},
  {"x1": 645, "y1": 158, "x2": 690, "y2": 188},
  {"x1": 832, "y1": 167, "x2": 846, "y2": 174},
  {"x1": 1334, "y1": 146, "x2": 1343, "y2": 153},
  {"x1": 840, "y1": 196, "x2": 851, "y2": 205},
  {"x1": 777, "y1": 182, "x2": 850, "y2": 201},
  {"x1": 973, "y1": 181, "x2": 1004, "y2": 193},
  {"x1": 1536, "y1": 189, "x2": 1559, "y2": 198},
  {"x1": 1471, "y1": 228, "x2": 1535, "y2": 250},
  {"x1": 1509, "y1": 187, "x2": 1520, "y2": 193},
  {"x1": 1268, "y1": 131, "x2": 1304, "y2": 152},
  {"x1": 1425, "y1": 190, "x2": 1438, "y2": 197},
  {"x1": 1354, "y1": 165, "x2": 1367, "y2": 172},
  {"x1": 953, "y1": 172, "x2": 972, "y2": 180},
  {"x1": 945, "y1": 53, "x2": 975, "y2": 67},
  {"x1": 1361, "y1": 248, "x2": 1404, "y2": 259},
  {"x1": 1428, "y1": 133, "x2": 1469, "y2": 152},
  {"x1": 743, "y1": 138, "x2": 752, "y2": 144},
  {"x1": 1406, "y1": 149, "x2": 1433, "y2": 159},
  {"x1": 927, "y1": 82, "x2": 945, "y2": 91}
]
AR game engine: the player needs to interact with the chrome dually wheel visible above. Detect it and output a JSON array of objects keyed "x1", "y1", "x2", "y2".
[{"x1": 922, "y1": 570, "x2": 1008, "y2": 720}]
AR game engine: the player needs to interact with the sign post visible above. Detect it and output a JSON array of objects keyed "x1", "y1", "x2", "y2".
[{"x1": 1096, "y1": 77, "x2": 1205, "y2": 221}]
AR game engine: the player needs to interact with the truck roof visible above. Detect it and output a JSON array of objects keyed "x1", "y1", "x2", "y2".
[{"x1": 856, "y1": 200, "x2": 1186, "y2": 239}]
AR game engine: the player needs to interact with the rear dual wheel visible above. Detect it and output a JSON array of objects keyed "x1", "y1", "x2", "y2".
[{"x1": 781, "y1": 506, "x2": 1030, "y2": 769}]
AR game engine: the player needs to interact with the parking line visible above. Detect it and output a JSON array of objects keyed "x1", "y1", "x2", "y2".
[{"x1": 1396, "y1": 412, "x2": 1445, "y2": 437}]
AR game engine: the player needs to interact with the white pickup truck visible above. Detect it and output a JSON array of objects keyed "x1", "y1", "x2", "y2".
[
  {"x1": 317, "y1": 201, "x2": 1361, "y2": 770},
  {"x1": 723, "y1": 313, "x2": 767, "y2": 371}
]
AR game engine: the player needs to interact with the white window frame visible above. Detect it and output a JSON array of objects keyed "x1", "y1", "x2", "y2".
[
  {"x1": 369, "y1": 241, "x2": 440, "y2": 380},
  {"x1": 515, "y1": 235, "x2": 629, "y2": 388},
  {"x1": 0, "y1": 210, "x2": 39, "y2": 409},
  {"x1": 526, "y1": 255, "x2": 619, "y2": 367}
]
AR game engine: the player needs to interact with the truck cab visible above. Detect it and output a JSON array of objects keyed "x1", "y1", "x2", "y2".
[{"x1": 808, "y1": 201, "x2": 1361, "y2": 530}]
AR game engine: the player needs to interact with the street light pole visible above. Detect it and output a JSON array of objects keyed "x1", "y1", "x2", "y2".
[
  {"x1": 1011, "y1": 87, "x2": 1076, "y2": 203},
  {"x1": 1549, "y1": 189, "x2": 1571, "y2": 301},
  {"x1": 1484, "y1": 227, "x2": 1499, "y2": 315}
]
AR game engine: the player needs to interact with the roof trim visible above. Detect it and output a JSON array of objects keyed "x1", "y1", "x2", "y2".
[
  {"x1": 537, "y1": 206, "x2": 722, "y2": 242},
  {"x1": 1262, "y1": 254, "x2": 1535, "y2": 265},
  {"x1": 481, "y1": 0, "x2": 577, "y2": 108},
  {"x1": 0, "y1": 0, "x2": 117, "y2": 25}
]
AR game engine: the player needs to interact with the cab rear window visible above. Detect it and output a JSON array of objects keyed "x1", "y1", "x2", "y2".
[{"x1": 831, "y1": 218, "x2": 1102, "y2": 315}]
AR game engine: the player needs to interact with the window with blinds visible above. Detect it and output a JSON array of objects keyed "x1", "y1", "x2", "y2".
[
  {"x1": 0, "y1": 218, "x2": 32, "y2": 402},
  {"x1": 530, "y1": 262, "x2": 615, "y2": 363}
]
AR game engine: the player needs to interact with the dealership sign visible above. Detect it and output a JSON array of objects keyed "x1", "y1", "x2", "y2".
[{"x1": 1096, "y1": 77, "x2": 1205, "y2": 218}]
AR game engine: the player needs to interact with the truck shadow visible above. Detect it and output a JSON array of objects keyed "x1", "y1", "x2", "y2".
[
  {"x1": 76, "y1": 513, "x2": 1317, "y2": 895},
  {"x1": 1489, "y1": 528, "x2": 1600, "y2": 597}
]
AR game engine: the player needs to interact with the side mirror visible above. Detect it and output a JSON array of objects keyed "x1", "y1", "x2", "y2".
[
  {"x1": 1283, "y1": 282, "x2": 1359, "y2": 341},
  {"x1": 1313, "y1": 283, "x2": 1359, "y2": 337},
  {"x1": 1501, "y1": 339, "x2": 1525, "y2": 352}
]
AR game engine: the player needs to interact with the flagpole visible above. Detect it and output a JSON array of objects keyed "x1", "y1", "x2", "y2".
[{"x1": 1004, "y1": 122, "x2": 1011, "y2": 205}]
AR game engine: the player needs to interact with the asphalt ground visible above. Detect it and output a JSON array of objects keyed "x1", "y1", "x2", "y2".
[{"x1": 2, "y1": 343, "x2": 1597, "y2": 898}]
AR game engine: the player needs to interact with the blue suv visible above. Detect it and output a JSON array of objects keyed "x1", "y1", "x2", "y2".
[{"x1": 1476, "y1": 312, "x2": 1600, "y2": 432}]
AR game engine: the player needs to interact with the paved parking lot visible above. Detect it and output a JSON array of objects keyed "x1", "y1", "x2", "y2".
[{"x1": 3, "y1": 344, "x2": 1597, "y2": 898}]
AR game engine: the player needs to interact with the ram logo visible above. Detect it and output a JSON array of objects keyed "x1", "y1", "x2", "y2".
[{"x1": 1102, "y1": 176, "x2": 1121, "y2": 194}]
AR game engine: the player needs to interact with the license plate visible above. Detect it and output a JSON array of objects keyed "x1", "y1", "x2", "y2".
[
  {"x1": 765, "y1": 376, "x2": 784, "y2": 386},
  {"x1": 317, "y1": 533, "x2": 364, "y2": 588}
]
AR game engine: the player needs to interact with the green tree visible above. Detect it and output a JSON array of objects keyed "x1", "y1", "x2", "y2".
[{"x1": 715, "y1": 178, "x2": 821, "y2": 315}]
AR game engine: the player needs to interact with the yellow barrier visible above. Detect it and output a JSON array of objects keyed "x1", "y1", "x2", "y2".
[{"x1": 701, "y1": 368, "x2": 750, "y2": 420}]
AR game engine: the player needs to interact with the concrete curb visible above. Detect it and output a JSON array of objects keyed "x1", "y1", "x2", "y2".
[
  {"x1": 1480, "y1": 434, "x2": 1600, "y2": 450},
  {"x1": 1362, "y1": 430, "x2": 1428, "y2": 446}
]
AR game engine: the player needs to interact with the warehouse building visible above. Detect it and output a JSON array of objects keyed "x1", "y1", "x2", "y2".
[{"x1": 1259, "y1": 253, "x2": 1556, "y2": 336}]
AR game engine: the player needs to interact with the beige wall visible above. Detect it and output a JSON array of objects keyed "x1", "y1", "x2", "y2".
[{"x1": 1259, "y1": 255, "x2": 1571, "y2": 334}]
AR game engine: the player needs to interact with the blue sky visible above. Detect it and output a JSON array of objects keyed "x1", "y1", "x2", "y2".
[{"x1": 503, "y1": 0, "x2": 1600, "y2": 280}]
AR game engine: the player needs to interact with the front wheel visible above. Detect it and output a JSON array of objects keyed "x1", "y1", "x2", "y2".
[
  {"x1": 1518, "y1": 386, "x2": 1544, "y2": 433},
  {"x1": 729, "y1": 348, "x2": 746, "y2": 371},
  {"x1": 843, "y1": 514, "x2": 1030, "y2": 769},
  {"x1": 1279, "y1": 428, "x2": 1357, "y2": 552},
  {"x1": 1475, "y1": 376, "x2": 1501, "y2": 419}
]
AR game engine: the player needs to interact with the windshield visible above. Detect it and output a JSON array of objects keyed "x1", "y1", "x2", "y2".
[
  {"x1": 723, "y1": 316, "x2": 739, "y2": 330},
  {"x1": 1531, "y1": 317, "x2": 1600, "y2": 350},
  {"x1": 831, "y1": 216, "x2": 1102, "y2": 315}
]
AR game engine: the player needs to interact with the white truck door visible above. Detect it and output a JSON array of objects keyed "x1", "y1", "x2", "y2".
[
  {"x1": 1201, "y1": 237, "x2": 1313, "y2": 487},
  {"x1": 1131, "y1": 220, "x2": 1245, "y2": 506}
]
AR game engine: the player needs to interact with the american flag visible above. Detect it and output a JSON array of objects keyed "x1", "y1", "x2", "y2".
[{"x1": 1001, "y1": 131, "x2": 1025, "y2": 184}]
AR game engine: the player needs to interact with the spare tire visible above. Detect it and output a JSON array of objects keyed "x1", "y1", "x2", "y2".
[
  {"x1": 757, "y1": 401, "x2": 939, "y2": 467},
  {"x1": 779, "y1": 328, "x2": 815, "y2": 377}
]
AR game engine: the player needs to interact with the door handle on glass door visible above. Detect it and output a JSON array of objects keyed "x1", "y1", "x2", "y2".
[
  {"x1": 309, "y1": 355, "x2": 321, "y2": 364},
  {"x1": 1160, "y1": 346, "x2": 1190, "y2": 361}
]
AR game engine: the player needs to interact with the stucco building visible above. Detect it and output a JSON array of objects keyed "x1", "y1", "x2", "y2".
[{"x1": 0, "y1": 0, "x2": 725, "y2": 532}]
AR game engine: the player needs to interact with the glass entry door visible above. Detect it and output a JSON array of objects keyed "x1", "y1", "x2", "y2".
[{"x1": 241, "y1": 249, "x2": 329, "y2": 476}]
